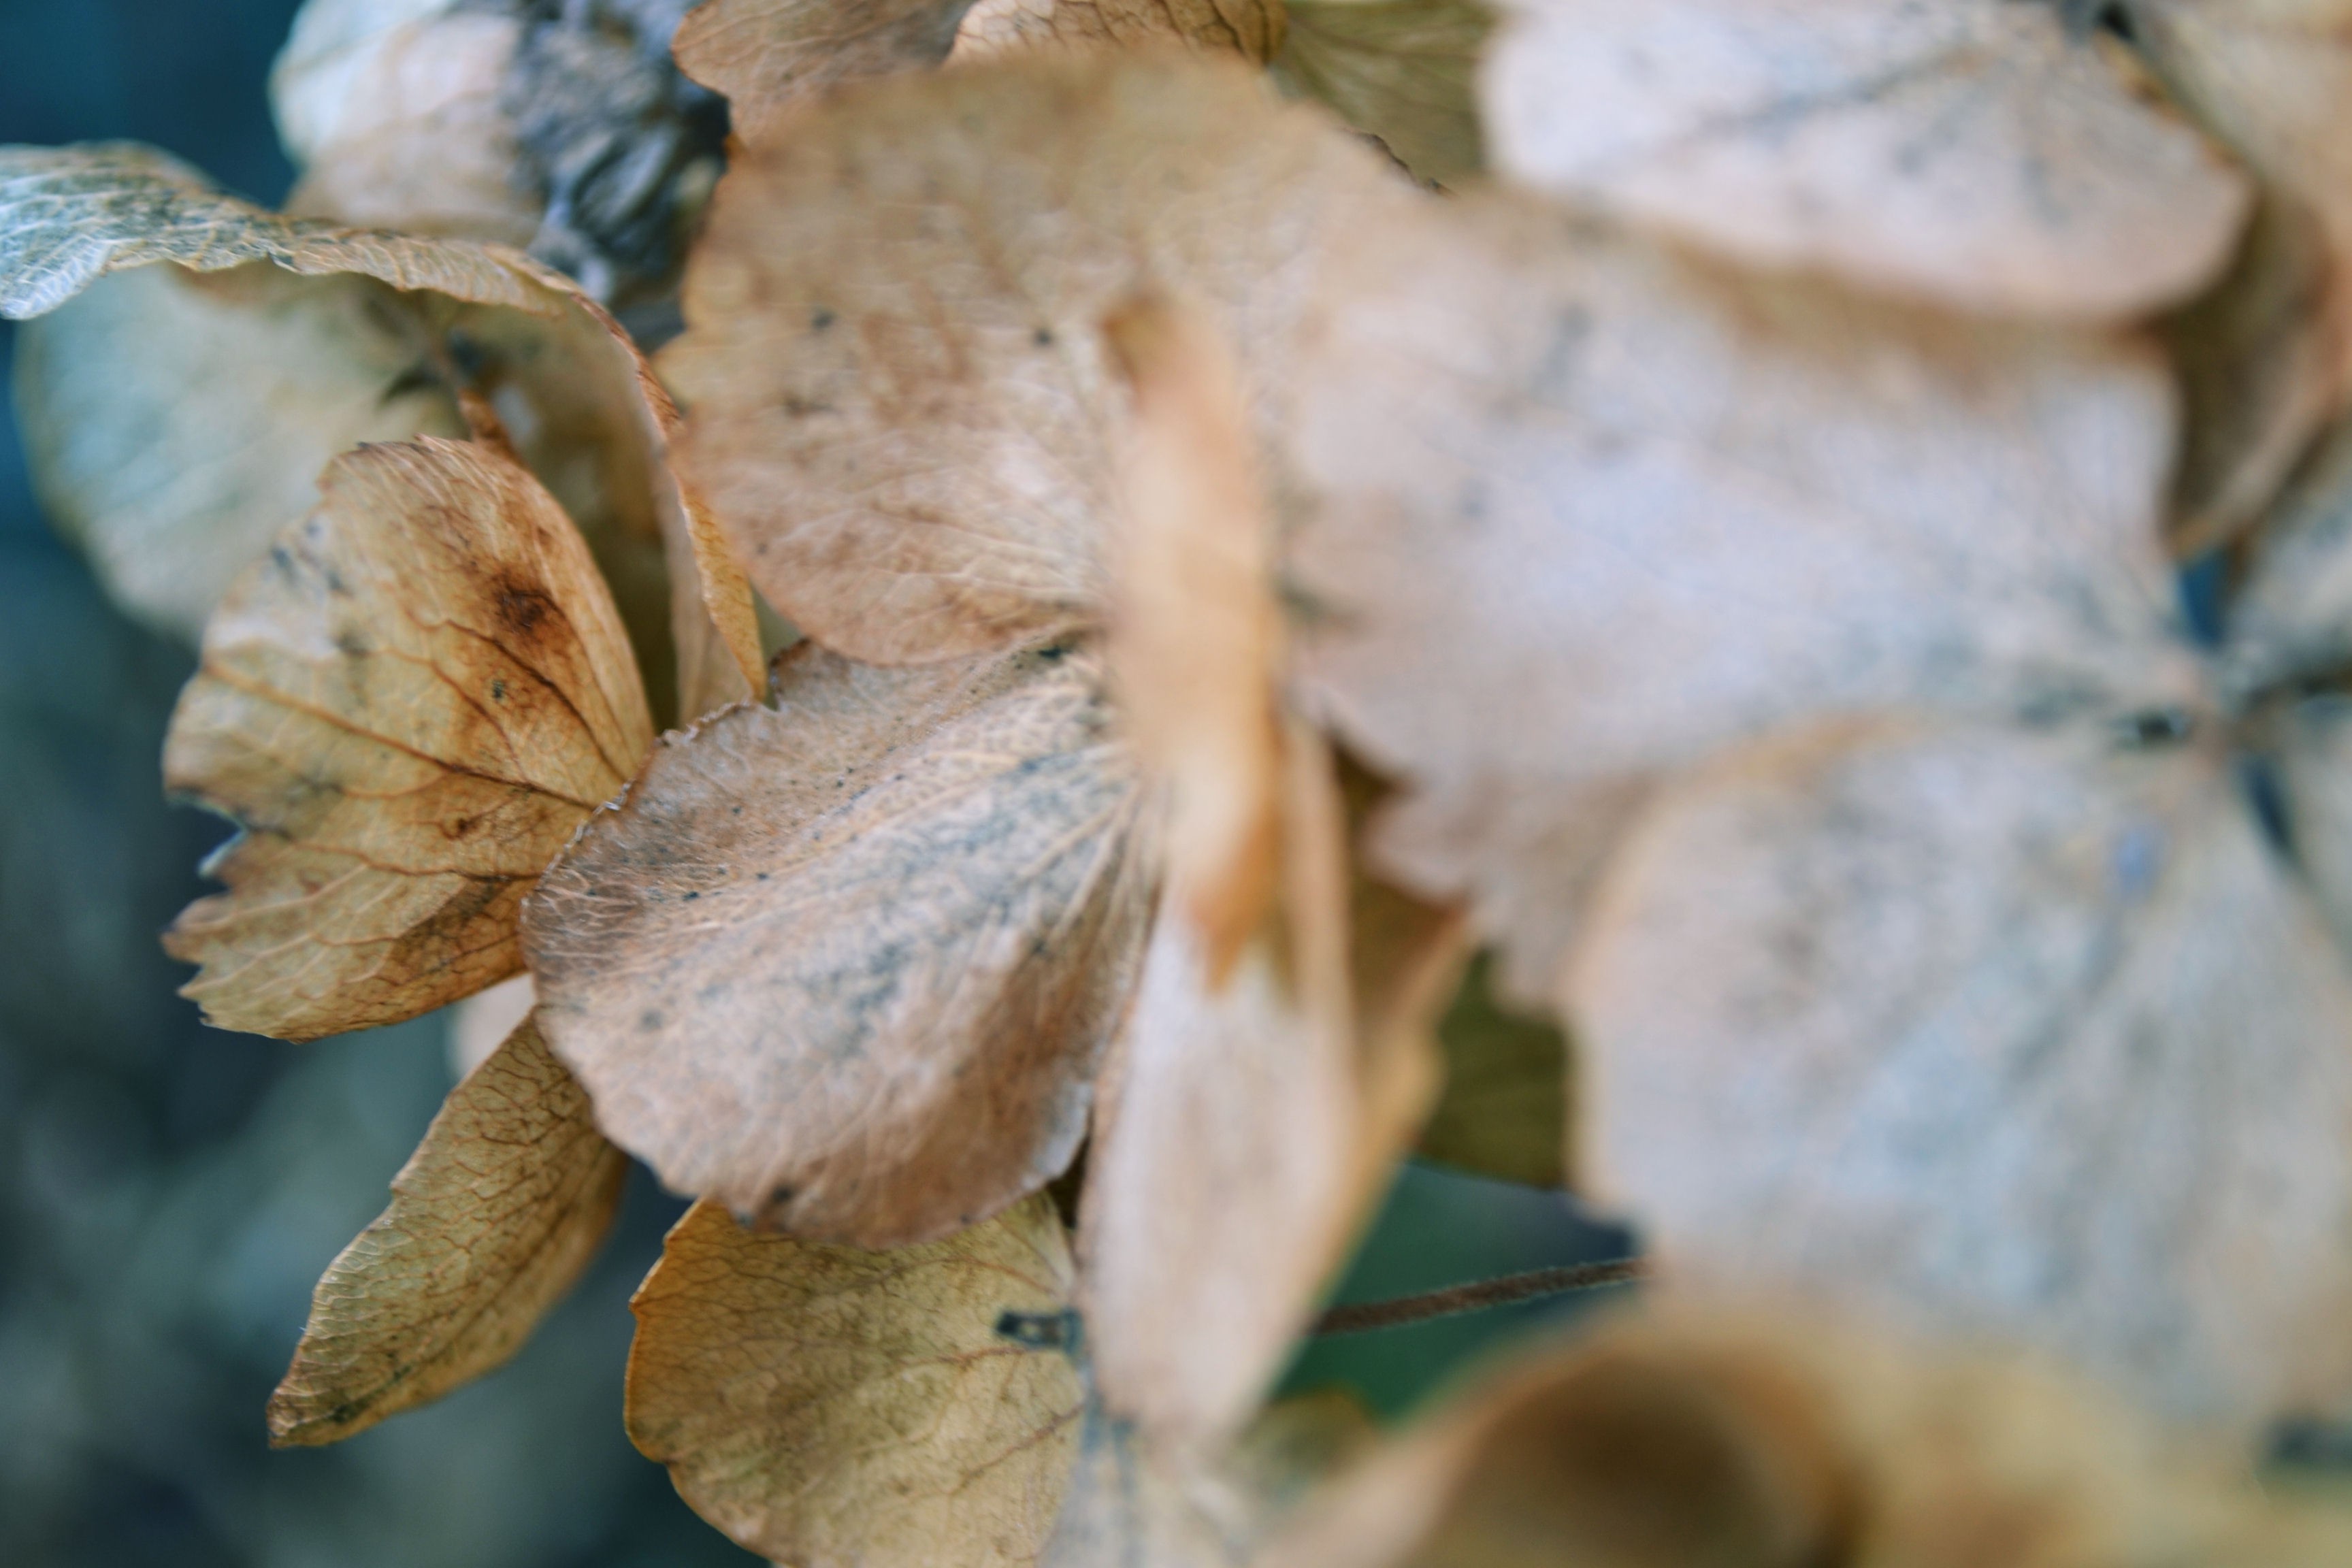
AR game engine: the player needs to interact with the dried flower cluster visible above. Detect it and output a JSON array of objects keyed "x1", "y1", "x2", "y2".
[{"x1": 14, "y1": 0, "x2": 2352, "y2": 1562}]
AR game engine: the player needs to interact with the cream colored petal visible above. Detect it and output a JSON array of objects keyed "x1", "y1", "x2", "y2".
[
  {"x1": 12, "y1": 262, "x2": 467, "y2": 643},
  {"x1": 1284, "y1": 191, "x2": 2197, "y2": 996},
  {"x1": 1484, "y1": 0, "x2": 2249, "y2": 317},
  {"x1": 1569, "y1": 717, "x2": 2352, "y2": 1431}
]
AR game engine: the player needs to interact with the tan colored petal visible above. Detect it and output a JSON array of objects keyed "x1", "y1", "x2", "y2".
[
  {"x1": 1267, "y1": 1310, "x2": 2352, "y2": 1568},
  {"x1": 672, "y1": 0, "x2": 974, "y2": 144},
  {"x1": 163, "y1": 438, "x2": 653, "y2": 1040},
  {"x1": 1105, "y1": 292, "x2": 1282, "y2": 977},
  {"x1": 11, "y1": 262, "x2": 468, "y2": 643},
  {"x1": 1482, "y1": 0, "x2": 2249, "y2": 318},
  {"x1": 267, "y1": 1012, "x2": 626, "y2": 1445},
  {"x1": 1568, "y1": 717, "x2": 2352, "y2": 1431},
  {"x1": 272, "y1": 0, "x2": 539, "y2": 248},
  {"x1": 665, "y1": 49, "x2": 1409, "y2": 665},
  {"x1": 1416, "y1": 951, "x2": 1569, "y2": 1190},
  {"x1": 1271, "y1": 0, "x2": 1492, "y2": 189},
  {"x1": 0, "y1": 142, "x2": 763, "y2": 719},
  {"x1": 952, "y1": 0, "x2": 1285, "y2": 63},
  {"x1": 524, "y1": 642, "x2": 1149, "y2": 1245},
  {"x1": 626, "y1": 1193, "x2": 1083, "y2": 1567},
  {"x1": 1285, "y1": 191, "x2": 2198, "y2": 996},
  {"x1": 1083, "y1": 725, "x2": 1446, "y2": 1448}
]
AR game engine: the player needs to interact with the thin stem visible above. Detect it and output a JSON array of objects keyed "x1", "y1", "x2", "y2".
[{"x1": 1311, "y1": 1258, "x2": 1644, "y2": 1337}]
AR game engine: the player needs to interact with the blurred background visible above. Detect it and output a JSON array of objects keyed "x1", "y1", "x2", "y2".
[{"x1": 0, "y1": 5, "x2": 1628, "y2": 1563}]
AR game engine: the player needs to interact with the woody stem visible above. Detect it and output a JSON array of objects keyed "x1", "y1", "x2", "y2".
[{"x1": 1310, "y1": 1258, "x2": 1645, "y2": 1337}]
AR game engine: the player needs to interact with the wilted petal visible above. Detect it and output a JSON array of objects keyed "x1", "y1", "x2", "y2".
[
  {"x1": 626, "y1": 1194, "x2": 1083, "y2": 1567},
  {"x1": 164, "y1": 438, "x2": 653, "y2": 1039},
  {"x1": 1569, "y1": 717, "x2": 2352, "y2": 1430},
  {"x1": 1484, "y1": 0, "x2": 2249, "y2": 317},
  {"x1": 1285, "y1": 192, "x2": 2196, "y2": 996},
  {"x1": 664, "y1": 50, "x2": 1409, "y2": 664},
  {"x1": 1083, "y1": 728, "x2": 1454, "y2": 1447},
  {"x1": 524, "y1": 642, "x2": 1149, "y2": 1245},
  {"x1": 268, "y1": 1013, "x2": 627, "y2": 1444},
  {"x1": 12, "y1": 262, "x2": 466, "y2": 642}
]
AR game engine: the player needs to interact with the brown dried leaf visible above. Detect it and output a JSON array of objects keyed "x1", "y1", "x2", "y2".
[
  {"x1": 1105, "y1": 292, "x2": 1283, "y2": 977},
  {"x1": 1482, "y1": 0, "x2": 2249, "y2": 318},
  {"x1": 11, "y1": 262, "x2": 467, "y2": 642},
  {"x1": 951, "y1": 0, "x2": 1286, "y2": 63},
  {"x1": 524, "y1": 642, "x2": 1149, "y2": 1245},
  {"x1": 1417, "y1": 951, "x2": 1569, "y2": 1190},
  {"x1": 1271, "y1": 0, "x2": 1492, "y2": 188},
  {"x1": 272, "y1": 0, "x2": 540, "y2": 248},
  {"x1": 1568, "y1": 717, "x2": 2352, "y2": 1431},
  {"x1": 0, "y1": 142, "x2": 763, "y2": 719},
  {"x1": 1267, "y1": 1310, "x2": 2352, "y2": 1568},
  {"x1": 1284, "y1": 191, "x2": 2195, "y2": 996},
  {"x1": 626, "y1": 1193, "x2": 1083, "y2": 1566},
  {"x1": 163, "y1": 438, "x2": 654, "y2": 1041},
  {"x1": 672, "y1": 0, "x2": 974, "y2": 144},
  {"x1": 1082, "y1": 724, "x2": 1446, "y2": 1448},
  {"x1": 267, "y1": 1013, "x2": 627, "y2": 1445},
  {"x1": 664, "y1": 49, "x2": 1409, "y2": 665}
]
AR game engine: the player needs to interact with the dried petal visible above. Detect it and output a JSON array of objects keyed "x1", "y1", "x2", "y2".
[
  {"x1": 626, "y1": 1193, "x2": 1083, "y2": 1566},
  {"x1": 1483, "y1": 0, "x2": 2249, "y2": 317},
  {"x1": 1285, "y1": 192, "x2": 2195, "y2": 995},
  {"x1": 268, "y1": 1013, "x2": 627, "y2": 1444},
  {"x1": 1083, "y1": 726, "x2": 1447, "y2": 1447},
  {"x1": 12, "y1": 262, "x2": 466, "y2": 642},
  {"x1": 524, "y1": 642, "x2": 1149, "y2": 1245},
  {"x1": 1569, "y1": 718, "x2": 2352, "y2": 1430},
  {"x1": 164, "y1": 438, "x2": 653, "y2": 1039},
  {"x1": 1105, "y1": 291, "x2": 1282, "y2": 976},
  {"x1": 664, "y1": 50, "x2": 1408, "y2": 664}
]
